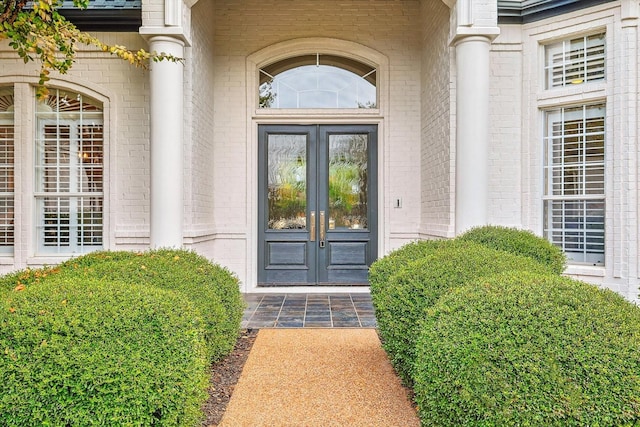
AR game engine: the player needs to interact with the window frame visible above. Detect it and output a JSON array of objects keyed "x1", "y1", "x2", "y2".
[
  {"x1": 543, "y1": 32, "x2": 606, "y2": 89},
  {"x1": 258, "y1": 54, "x2": 378, "y2": 110},
  {"x1": 0, "y1": 87, "x2": 15, "y2": 255},
  {"x1": 534, "y1": 25, "x2": 610, "y2": 268},
  {"x1": 542, "y1": 103, "x2": 606, "y2": 265},
  {"x1": 34, "y1": 89, "x2": 105, "y2": 256}
]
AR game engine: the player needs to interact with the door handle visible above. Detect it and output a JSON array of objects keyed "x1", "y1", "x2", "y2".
[
  {"x1": 309, "y1": 211, "x2": 316, "y2": 241},
  {"x1": 319, "y1": 211, "x2": 325, "y2": 248}
]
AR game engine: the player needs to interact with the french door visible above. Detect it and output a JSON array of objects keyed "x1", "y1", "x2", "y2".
[{"x1": 258, "y1": 124, "x2": 377, "y2": 286}]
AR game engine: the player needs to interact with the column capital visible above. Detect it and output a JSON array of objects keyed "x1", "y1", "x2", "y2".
[
  {"x1": 621, "y1": 0, "x2": 639, "y2": 27},
  {"x1": 140, "y1": 0, "x2": 193, "y2": 46},
  {"x1": 450, "y1": 30, "x2": 500, "y2": 46},
  {"x1": 139, "y1": 29, "x2": 192, "y2": 47},
  {"x1": 447, "y1": 0, "x2": 500, "y2": 46}
]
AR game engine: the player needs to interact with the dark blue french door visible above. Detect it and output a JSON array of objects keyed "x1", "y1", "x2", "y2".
[{"x1": 258, "y1": 124, "x2": 377, "y2": 286}]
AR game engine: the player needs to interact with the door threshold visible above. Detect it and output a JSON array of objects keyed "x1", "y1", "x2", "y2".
[{"x1": 258, "y1": 282, "x2": 369, "y2": 287}]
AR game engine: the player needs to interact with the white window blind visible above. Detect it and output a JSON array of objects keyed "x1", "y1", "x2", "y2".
[
  {"x1": 0, "y1": 88, "x2": 14, "y2": 254},
  {"x1": 543, "y1": 104, "x2": 605, "y2": 265},
  {"x1": 545, "y1": 33, "x2": 605, "y2": 89},
  {"x1": 35, "y1": 89, "x2": 103, "y2": 254}
]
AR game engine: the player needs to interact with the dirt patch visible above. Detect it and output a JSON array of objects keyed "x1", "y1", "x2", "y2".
[{"x1": 201, "y1": 328, "x2": 258, "y2": 427}]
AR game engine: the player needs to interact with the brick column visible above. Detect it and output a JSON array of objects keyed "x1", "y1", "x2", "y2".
[
  {"x1": 148, "y1": 35, "x2": 185, "y2": 248},
  {"x1": 617, "y1": 0, "x2": 639, "y2": 297}
]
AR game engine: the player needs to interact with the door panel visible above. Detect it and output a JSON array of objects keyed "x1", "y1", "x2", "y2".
[
  {"x1": 258, "y1": 124, "x2": 377, "y2": 286},
  {"x1": 258, "y1": 126, "x2": 316, "y2": 284}
]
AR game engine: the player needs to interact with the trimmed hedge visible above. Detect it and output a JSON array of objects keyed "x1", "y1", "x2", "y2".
[
  {"x1": 0, "y1": 266, "x2": 58, "y2": 299},
  {"x1": 459, "y1": 225, "x2": 566, "y2": 274},
  {"x1": 0, "y1": 277, "x2": 209, "y2": 426},
  {"x1": 371, "y1": 241, "x2": 553, "y2": 385},
  {"x1": 56, "y1": 249, "x2": 244, "y2": 361},
  {"x1": 413, "y1": 272, "x2": 640, "y2": 426},
  {"x1": 369, "y1": 239, "x2": 447, "y2": 293}
]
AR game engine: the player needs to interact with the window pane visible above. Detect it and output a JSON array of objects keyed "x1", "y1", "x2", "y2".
[
  {"x1": 35, "y1": 89, "x2": 103, "y2": 254},
  {"x1": 328, "y1": 134, "x2": 368, "y2": 230},
  {"x1": 544, "y1": 199, "x2": 605, "y2": 264},
  {"x1": 39, "y1": 196, "x2": 71, "y2": 250},
  {"x1": 78, "y1": 125, "x2": 104, "y2": 192},
  {"x1": 267, "y1": 134, "x2": 307, "y2": 230},
  {"x1": 544, "y1": 105, "x2": 605, "y2": 197},
  {"x1": 259, "y1": 55, "x2": 377, "y2": 109},
  {"x1": 543, "y1": 104, "x2": 605, "y2": 265},
  {"x1": 545, "y1": 33, "x2": 605, "y2": 88}
]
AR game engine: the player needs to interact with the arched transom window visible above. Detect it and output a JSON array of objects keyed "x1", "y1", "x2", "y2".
[{"x1": 259, "y1": 55, "x2": 377, "y2": 109}]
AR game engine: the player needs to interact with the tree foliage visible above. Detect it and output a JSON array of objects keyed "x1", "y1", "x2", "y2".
[{"x1": 0, "y1": 0, "x2": 178, "y2": 98}]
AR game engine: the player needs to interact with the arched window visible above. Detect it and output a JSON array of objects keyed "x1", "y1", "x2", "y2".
[
  {"x1": 35, "y1": 89, "x2": 104, "y2": 254},
  {"x1": 259, "y1": 55, "x2": 377, "y2": 109}
]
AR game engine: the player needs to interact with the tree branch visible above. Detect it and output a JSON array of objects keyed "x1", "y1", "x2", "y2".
[{"x1": 0, "y1": 0, "x2": 27, "y2": 24}]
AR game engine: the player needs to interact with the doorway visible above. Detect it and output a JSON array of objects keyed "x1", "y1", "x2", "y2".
[{"x1": 258, "y1": 124, "x2": 378, "y2": 286}]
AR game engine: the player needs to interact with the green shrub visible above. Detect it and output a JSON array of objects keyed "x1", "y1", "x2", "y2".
[
  {"x1": 372, "y1": 241, "x2": 553, "y2": 385},
  {"x1": 458, "y1": 225, "x2": 566, "y2": 274},
  {"x1": 0, "y1": 277, "x2": 209, "y2": 426},
  {"x1": 413, "y1": 271, "x2": 640, "y2": 426},
  {"x1": 369, "y1": 239, "x2": 447, "y2": 293},
  {"x1": 0, "y1": 266, "x2": 58, "y2": 299},
  {"x1": 56, "y1": 249, "x2": 244, "y2": 361}
]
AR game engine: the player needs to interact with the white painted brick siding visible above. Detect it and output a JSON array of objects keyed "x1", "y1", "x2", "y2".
[
  {"x1": 184, "y1": 1, "x2": 216, "y2": 237},
  {"x1": 141, "y1": 0, "x2": 165, "y2": 27},
  {"x1": 488, "y1": 25, "x2": 523, "y2": 227},
  {"x1": 420, "y1": 0, "x2": 455, "y2": 239},
  {"x1": 210, "y1": 0, "x2": 427, "y2": 280},
  {"x1": 519, "y1": 2, "x2": 640, "y2": 301},
  {"x1": 0, "y1": 33, "x2": 152, "y2": 272},
  {"x1": 1, "y1": 0, "x2": 638, "y2": 300}
]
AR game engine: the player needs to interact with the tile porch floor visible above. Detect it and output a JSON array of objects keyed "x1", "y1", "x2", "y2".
[{"x1": 242, "y1": 293, "x2": 377, "y2": 328}]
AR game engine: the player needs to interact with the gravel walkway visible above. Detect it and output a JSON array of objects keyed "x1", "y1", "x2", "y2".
[{"x1": 218, "y1": 329, "x2": 420, "y2": 427}]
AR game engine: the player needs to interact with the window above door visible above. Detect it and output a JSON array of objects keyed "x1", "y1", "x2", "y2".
[{"x1": 258, "y1": 55, "x2": 377, "y2": 109}]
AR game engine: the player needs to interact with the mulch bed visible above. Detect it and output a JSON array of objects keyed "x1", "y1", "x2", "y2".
[{"x1": 200, "y1": 328, "x2": 258, "y2": 427}]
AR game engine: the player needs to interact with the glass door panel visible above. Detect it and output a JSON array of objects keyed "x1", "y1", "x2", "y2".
[
  {"x1": 328, "y1": 134, "x2": 368, "y2": 230},
  {"x1": 267, "y1": 134, "x2": 307, "y2": 230}
]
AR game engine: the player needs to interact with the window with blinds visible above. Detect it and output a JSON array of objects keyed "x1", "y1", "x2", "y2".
[
  {"x1": 0, "y1": 88, "x2": 14, "y2": 254},
  {"x1": 545, "y1": 33, "x2": 605, "y2": 89},
  {"x1": 543, "y1": 104, "x2": 605, "y2": 265},
  {"x1": 35, "y1": 89, "x2": 103, "y2": 254}
]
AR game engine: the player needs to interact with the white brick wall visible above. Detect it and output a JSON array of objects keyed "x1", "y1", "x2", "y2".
[
  {"x1": 209, "y1": 0, "x2": 427, "y2": 285},
  {"x1": 420, "y1": 0, "x2": 455, "y2": 239},
  {"x1": 1, "y1": 0, "x2": 638, "y2": 299},
  {"x1": 0, "y1": 33, "x2": 152, "y2": 272},
  {"x1": 488, "y1": 25, "x2": 523, "y2": 227},
  {"x1": 517, "y1": 2, "x2": 640, "y2": 301},
  {"x1": 184, "y1": 1, "x2": 216, "y2": 239},
  {"x1": 141, "y1": 0, "x2": 165, "y2": 27}
]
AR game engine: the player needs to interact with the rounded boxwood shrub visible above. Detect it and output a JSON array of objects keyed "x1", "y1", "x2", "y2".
[
  {"x1": 0, "y1": 277, "x2": 209, "y2": 426},
  {"x1": 413, "y1": 271, "x2": 640, "y2": 427},
  {"x1": 0, "y1": 266, "x2": 58, "y2": 298},
  {"x1": 369, "y1": 239, "x2": 447, "y2": 293},
  {"x1": 458, "y1": 225, "x2": 566, "y2": 274},
  {"x1": 57, "y1": 249, "x2": 244, "y2": 361},
  {"x1": 373, "y1": 241, "x2": 553, "y2": 385}
]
